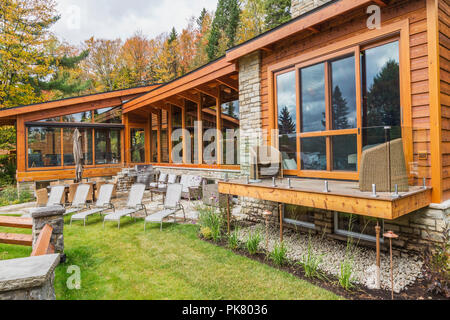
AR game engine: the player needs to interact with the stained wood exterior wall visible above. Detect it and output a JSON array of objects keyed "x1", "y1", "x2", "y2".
[
  {"x1": 259, "y1": 0, "x2": 450, "y2": 201},
  {"x1": 439, "y1": 0, "x2": 450, "y2": 199}
]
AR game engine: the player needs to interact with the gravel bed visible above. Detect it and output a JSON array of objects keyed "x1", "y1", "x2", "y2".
[{"x1": 237, "y1": 224, "x2": 423, "y2": 293}]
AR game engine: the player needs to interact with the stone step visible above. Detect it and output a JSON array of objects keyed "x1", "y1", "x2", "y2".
[
  {"x1": 0, "y1": 216, "x2": 33, "y2": 229},
  {"x1": 0, "y1": 233, "x2": 33, "y2": 246}
]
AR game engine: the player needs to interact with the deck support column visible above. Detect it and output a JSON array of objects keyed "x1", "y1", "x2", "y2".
[
  {"x1": 375, "y1": 223, "x2": 381, "y2": 289},
  {"x1": 279, "y1": 203, "x2": 283, "y2": 243}
]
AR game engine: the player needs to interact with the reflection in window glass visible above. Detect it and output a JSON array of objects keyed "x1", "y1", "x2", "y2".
[
  {"x1": 27, "y1": 127, "x2": 61, "y2": 168},
  {"x1": 221, "y1": 87, "x2": 240, "y2": 165},
  {"x1": 335, "y1": 212, "x2": 383, "y2": 241},
  {"x1": 301, "y1": 63, "x2": 326, "y2": 132},
  {"x1": 202, "y1": 95, "x2": 217, "y2": 164},
  {"x1": 151, "y1": 113, "x2": 158, "y2": 163},
  {"x1": 93, "y1": 106, "x2": 122, "y2": 123},
  {"x1": 37, "y1": 117, "x2": 61, "y2": 122},
  {"x1": 362, "y1": 41, "x2": 400, "y2": 148},
  {"x1": 301, "y1": 137, "x2": 326, "y2": 170},
  {"x1": 332, "y1": 135, "x2": 357, "y2": 171},
  {"x1": 277, "y1": 71, "x2": 297, "y2": 170},
  {"x1": 172, "y1": 106, "x2": 183, "y2": 163},
  {"x1": 331, "y1": 56, "x2": 357, "y2": 130},
  {"x1": 62, "y1": 111, "x2": 92, "y2": 123},
  {"x1": 284, "y1": 205, "x2": 315, "y2": 228},
  {"x1": 95, "y1": 129, "x2": 121, "y2": 164},
  {"x1": 186, "y1": 101, "x2": 199, "y2": 164},
  {"x1": 161, "y1": 110, "x2": 169, "y2": 163},
  {"x1": 63, "y1": 128, "x2": 93, "y2": 166},
  {"x1": 131, "y1": 128, "x2": 145, "y2": 163}
]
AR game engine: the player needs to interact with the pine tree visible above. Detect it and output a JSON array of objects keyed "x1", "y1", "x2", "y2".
[
  {"x1": 264, "y1": 0, "x2": 291, "y2": 30},
  {"x1": 331, "y1": 86, "x2": 350, "y2": 129},
  {"x1": 197, "y1": 8, "x2": 208, "y2": 29},
  {"x1": 366, "y1": 60, "x2": 401, "y2": 127},
  {"x1": 278, "y1": 106, "x2": 296, "y2": 134},
  {"x1": 207, "y1": 0, "x2": 241, "y2": 61}
]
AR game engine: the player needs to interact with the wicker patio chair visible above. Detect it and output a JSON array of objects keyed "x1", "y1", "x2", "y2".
[{"x1": 359, "y1": 138, "x2": 409, "y2": 192}]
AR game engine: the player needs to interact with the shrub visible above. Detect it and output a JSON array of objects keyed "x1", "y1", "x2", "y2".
[
  {"x1": 200, "y1": 227, "x2": 212, "y2": 240},
  {"x1": 0, "y1": 155, "x2": 16, "y2": 187},
  {"x1": 0, "y1": 186, "x2": 33, "y2": 207},
  {"x1": 270, "y1": 241, "x2": 288, "y2": 266},
  {"x1": 197, "y1": 204, "x2": 224, "y2": 242},
  {"x1": 298, "y1": 235, "x2": 324, "y2": 279},
  {"x1": 422, "y1": 223, "x2": 450, "y2": 298},
  {"x1": 246, "y1": 230, "x2": 262, "y2": 255},
  {"x1": 228, "y1": 227, "x2": 240, "y2": 250}
]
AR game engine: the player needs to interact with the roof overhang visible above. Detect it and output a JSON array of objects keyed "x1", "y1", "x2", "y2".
[
  {"x1": 0, "y1": 85, "x2": 161, "y2": 123},
  {"x1": 123, "y1": 57, "x2": 238, "y2": 113},
  {"x1": 225, "y1": 0, "x2": 387, "y2": 62}
]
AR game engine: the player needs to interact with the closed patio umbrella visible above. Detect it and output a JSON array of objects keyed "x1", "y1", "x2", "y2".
[{"x1": 73, "y1": 128, "x2": 83, "y2": 183}]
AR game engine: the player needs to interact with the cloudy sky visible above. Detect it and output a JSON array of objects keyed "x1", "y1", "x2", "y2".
[{"x1": 51, "y1": 0, "x2": 217, "y2": 45}]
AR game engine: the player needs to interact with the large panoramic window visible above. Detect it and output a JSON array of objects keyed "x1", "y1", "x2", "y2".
[
  {"x1": 185, "y1": 100, "x2": 199, "y2": 164},
  {"x1": 202, "y1": 95, "x2": 217, "y2": 164},
  {"x1": 161, "y1": 110, "x2": 169, "y2": 163},
  {"x1": 93, "y1": 106, "x2": 122, "y2": 124},
  {"x1": 277, "y1": 70, "x2": 297, "y2": 171},
  {"x1": 361, "y1": 40, "x2": 401, "y2": 148},
  {"x1": 63, "y1": 128, "x2": 93, "y2": 166},
  {"x1": 130, "y1": 128, "x2": 145, "y2": 163},
  {"x1": 95, "y1": 128, "x2": 121, "y2": 164},
  {"x1": 220, "y1": 86, "x2": 239, "y2": 165},
  {"x1": 274, "y1": 38, "x2": 400, "y2": 178},
  {"x1": 27, "y1": 127, "x2": 61, "y2": 168}
]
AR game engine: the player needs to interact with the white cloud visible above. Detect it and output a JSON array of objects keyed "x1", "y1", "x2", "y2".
[{"x1": 51, "y1": 0, "x2": 217, "y2": 45}]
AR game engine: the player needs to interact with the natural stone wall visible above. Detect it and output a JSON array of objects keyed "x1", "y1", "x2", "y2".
[
  {"x1": 32, "y1": 206, "x2": 65, "y2": 254},
  {"x1": 155, "y1": 166, "x2": 241, "y2": 182},
  {"x1": 238, "y1": 51, "x2": 263, "y2": 176},
  {"x1": 291, "y1": 0, "x2": 334, "y2": 18},
  {"x1": 0, "y1": 254, "x2": 60, "y2": 300},
  {"x1": 17, "y1": 181, "x2": 34, "y2": 198}
]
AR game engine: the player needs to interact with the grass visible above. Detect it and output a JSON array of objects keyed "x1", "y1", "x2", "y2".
[{"x1": 0, "y1": 214, "x2": 342, "y2": 300}]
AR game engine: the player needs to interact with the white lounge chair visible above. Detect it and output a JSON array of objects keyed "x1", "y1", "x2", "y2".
[
  {"x1": 103, "y1": 184, "x2": 147, "y2": 229},
  {"x1": 149, "y1": 173, "x2": 168, "y2": 189},
  {"x1": 29, "y1": 185, "x2": 66, "y2": 214},
  {"x1": 144, "y1": 183, "x2": 185, "y2": 231},
  {"x1": 70, "y1": 184, "x2": 115, "y2": 226},
  {"x1": 64, "y1": 184, "x2": 90, "y2": 216}
]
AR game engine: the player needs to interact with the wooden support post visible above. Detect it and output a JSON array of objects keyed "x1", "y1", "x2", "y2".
[
  {"x1": 279, "y1": 203, "x2": 283, "y2": 243},
  {"x1": 227, "y1": 195, "x2": 230, "y2": 235},
  {"x1": 375, "y1": 223, "x2": 381, "y2": 289}
]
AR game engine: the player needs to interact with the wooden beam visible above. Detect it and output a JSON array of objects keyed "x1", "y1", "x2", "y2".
[
  {"x1": 427, "y1": 0, "x2": 443, "y2": 203},
  {"x1": 177, "y1": 91, "x2": 201, "y2": 104},
  {"x1": 194, "y1": 85, "x2": 219, "y2": 99},
  {"x1": 216, "y1": 76, "x2": 239, "y2": 92},
  {"x1": 372, "y1": 0, "x2": 388, "y2": 7},
  {"x1": 197, "y1": 95, "x2": 203, "y2": 164},
  {"x1": 164, "y1": 96, "x2": 185, "y2": 109}
]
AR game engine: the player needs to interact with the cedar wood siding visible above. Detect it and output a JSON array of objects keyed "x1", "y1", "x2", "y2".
[
  {"x1": 439, "y1": 0, "x2": 450, "y2": 200},
  {"x1": 259, "y1": 0, "x2": 437, "y2": 195}
]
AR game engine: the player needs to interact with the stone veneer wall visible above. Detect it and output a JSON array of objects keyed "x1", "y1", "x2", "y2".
[
  {"x1": 238, "y1": 51, "x2": 263, "y2": 176},
  {"x1": 155, "y1": 166, "x2": 241, "y2": 181},
  {"x1": 291, "y1": 0, "x2": 334, "y2": 18}
]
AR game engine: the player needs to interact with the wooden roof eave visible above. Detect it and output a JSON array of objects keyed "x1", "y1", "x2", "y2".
[
  {"x1": 0, "y1": 85, "x2": 160, "y2": 120},
  {"x1": 225, "y1": 0, "x2": 377, "y2": 62},
  {"x1": 123, "y1": 62, "x2": 237, "y2": 113}
]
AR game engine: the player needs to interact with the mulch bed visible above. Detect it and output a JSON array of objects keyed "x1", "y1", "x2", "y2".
[{"x1": 201, "y1": 236, "x2": 448, "y2": 300}]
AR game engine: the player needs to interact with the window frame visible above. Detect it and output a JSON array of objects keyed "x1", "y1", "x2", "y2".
[{"x1": 268, "y1": 20, "x2": 411, "y2": 181}]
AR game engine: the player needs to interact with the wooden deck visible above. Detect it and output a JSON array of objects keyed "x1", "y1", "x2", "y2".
[{"x1": 218, "y1": 178, "x2": 432, "y2": 220}]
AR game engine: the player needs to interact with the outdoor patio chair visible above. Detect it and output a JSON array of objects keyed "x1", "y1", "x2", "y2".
[
  {"x1": 70, "y1": 184, "x2": 115, "y2": 226},
  {"x1": 149, "y1": 173, "x2": 168, "y2": 189},
  {"x1": 64, "y1": 184, "x2": 90, "y2": 216},
  {"x1": 179, "y1": 175, "x2": 204, "y2": 201},
  {"x1": 29, "y1": 185, "x2": 65, "y2": 214},
  {"x1": 103, "y1": 183, "x2": 147, "y2": 229},
  {"x1": 35, "y1": 188, "x2": 48, "y2": 207},
  {"x1": 144, "y1": 183, "x2": 185, "y2": 231}
]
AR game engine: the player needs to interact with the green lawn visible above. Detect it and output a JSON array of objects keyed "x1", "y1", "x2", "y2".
[{"x1": 0, "y1": 215, "x2": 341, "y2": 300}]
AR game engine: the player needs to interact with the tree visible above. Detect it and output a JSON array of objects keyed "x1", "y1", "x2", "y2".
[
  {"x1": 207, "y1": 0, "x2": 241, "y2": 60},
  {"x1": 237, "y1": 0, "x2": 266, "y2": 43},
  {"x1": 82, "y1": 37, "x2": 122, "y2": 91},
  {"x1": 264, "y1": 0, "x2": 291, "y2": 30},
  {"x1": 366, "y1": 60, "x2": 401, "y2": 127},
  {"x1": 278, "y1": 106, "x2": 295, "y2": 134},
  {"x1": 331, "y1": 86, "x2": 350, "y2": 130},
  {"x1": 0, "y1": 0, "x2": 59, "y2": 108},
  {"x1": 119, "y1": 31, "x2": 152, "y2": 87}
]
